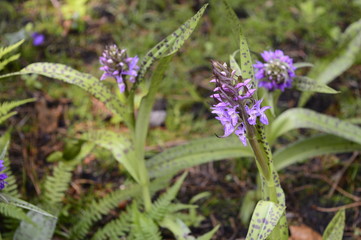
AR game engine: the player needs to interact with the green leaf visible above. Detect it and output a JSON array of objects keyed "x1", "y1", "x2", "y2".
[
  {"x1": 147, "y1": 136, "x2": 252, "y2": 178},
  {"x1": 274, "y1": 134, "x2": 361, "y2": 170},
  {"x1": 135, "y1": 56, "x2": 172, "y2": 160},
  {"x1": 293, "y1": 62, "x2": 314, "y2": 68},
  {"x1": 269, "y1": 108, "x2": 361, "y2": 145},
  {"x1": 322, "y1": 209, "x2": 345, "y2": 240},
  {"x1": 338, "y1": 18, "x2": 361, "y2": 45},
  {"x1": 14, "y1": 211, "x2": 57, "y2": 240},
  {"x1": 78, "y1": 130, "x2": 138, "y2": 181},
  {"x1": 245, "y1": 200, "x2": 285, "y2": 240},
  {"x1": 299, "y1": 22, "x2": 361, "y2": 106},
  {"x1": 240, "y1": 190, "x2": 257, "y2": 225},
  {"x1": 293, "y1": 76, "x2": 339, "y2": 94},
  {"x1": 0, "y1": 202, "x2": 33, "y2": 223},
  {"x1": 229, "y1": 50, "x2": 242, "y2": 76},
  {"x1": 197, "y1": 225, "x2": 220, "y2": 240},
  {"x1": 137, "y1": 4, "x2": 208, "y2": 81},
  {"x1": 0, "y1": 63, "x2": 130, "y2": 125},
  {"x1": 0, "y1": 194, "x2": 55, "y2": 218},
  {"x1": 222, "y1": 0, "x2": 256, "y2": 92}
]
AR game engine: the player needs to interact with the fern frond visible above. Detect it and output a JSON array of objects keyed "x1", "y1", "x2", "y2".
[
  {"x1": 0, "y1": 40, "x2": 24, "y2": 71},
  {"x1": 0, "y1": 202, "x2": 32, "y2": 223},
  {"x1": 149, "y1": 172, "x2": 187, "y2": 222},
  {"x1": 70, "y1": 175, "x2": 172, "y2": 240},
  {"x1": 0, "y1": 98, "x2": 35, "y2": 124},
  {"x1": 70, "y1": 185, "x2": 141, "y2": 240},
  {"x1": 132, "y1": 206, "x2": 161, "y2": 240},
  {"x1": 91, "y1": 207, "x2": 132, "y2": 240},
  {"x1": 0, "y1": 53, "x2": 20, "y2": 71},
  {"x1": 0, "y1": 40, "x2": 24, "y2": 59},
  {"x1": 43, "y1": 162, "x2": 73, "y2": 210}
]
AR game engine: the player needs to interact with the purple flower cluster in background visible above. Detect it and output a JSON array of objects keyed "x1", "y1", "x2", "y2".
[
  {"x1": 0, "y1": 160, "x2": 8, "y2": 190},
  {"x1": 210, "y1": 61, "x2": 271, "y2": 146},
  {"x1": 253, "y1": 50, "x2": 296, "y2": 91},
  {"x1": 31, "y1": 32, "x2": 45, "y2": 46},
  {"x1": 99, "y1": 45, "x2": 140, "y2": 93}
]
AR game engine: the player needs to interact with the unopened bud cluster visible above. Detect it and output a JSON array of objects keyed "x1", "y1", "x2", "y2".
[
  {"x1": 99, "y1": 45, "x2": 139, "y2": 93},
  {"x1": 210, "y1": 61, "x2": 271, "y2": 146}
]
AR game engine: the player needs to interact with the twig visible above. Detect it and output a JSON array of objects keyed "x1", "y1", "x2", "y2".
[
  {"x1": 308, "y1": 173, "x2": 360, "y2": 202},
  {"x1": 312, "y1": 201, "x2": 361, "y2": 212},
  {"x1": 328, "y1": 152, "x2": 359, "y2": 198}
]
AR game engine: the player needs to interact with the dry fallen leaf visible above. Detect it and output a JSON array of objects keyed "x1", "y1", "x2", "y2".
[{"x1": 289, "y1": 224, "x2": 322, "y2": 240}]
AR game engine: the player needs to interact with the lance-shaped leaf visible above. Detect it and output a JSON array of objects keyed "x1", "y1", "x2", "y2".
[
  {"x1": 269, "y1": 108, "x2": 361, "y2": 145},
  {"x1": 222, "y1": 0, "x2": 255, "y2": 82},
  {"x1": 135, "y1": 56, "x2": 172, "y2": 160},
  {"x1": 14, "y1": 211, "x2": 57, "y2": 240},
  {"x1": 229, "y1": 50, "x2": 242, "y2": 76},
  {"x1": 78, "y1": 130, "x2": 139, "y2": 182},
  {"x1": 293, "y1": 76, "x2": 339, "y2": 94},
  {"x1": 0, "y1": 194, "x2": 55, "y2": 218},
  {"x1": 147, "y1": 136, "x2": 253, "y2": 178},
  {"x1": 137, "y1": 4, "x2": 208, "y2": 81},
  {"x1": 245, "y1": 200, "x2": 285, "y2": 240},
  {"x1": 0, "y1": 63, "x2": 131, "y2": 125},
  {"x1": 293, "y1": 62, "x2": 314, "y2": 69},
  {"x1": 299, "y1": 21, "x2": 361, "y2": 106},
  {"x1": 0, "y1": 202, "x2": 33, "y2": 223},
  {"x1": 323, "y1": 209, "x2": 345, "y2": 240},
  {"x1": 274, "y1": 134, "x2": 361, "y2": 170}
]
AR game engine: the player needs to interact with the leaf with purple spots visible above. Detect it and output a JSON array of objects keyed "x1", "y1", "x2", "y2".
[
  {"x1": 147, "y1": 136, "x2": 252, "y2": 179},
  {"x1": 293, "y1": 76, "x2": 339, "y2": 94},
  {"x1": 323, "y1": 209, "x2": 345, "y2": 240},
  {"x1": 270, "y1": 108, "x2": 361, "y2": 145},
  {"x1": 245, "y1": 200, "x2": 285, "y2": 240},
  {"x1": 0, "y1": 63, "x2": 131, "y2": 126},
  {"x1": 137, "y1": 4, "x2": 208, "y2": 82}
]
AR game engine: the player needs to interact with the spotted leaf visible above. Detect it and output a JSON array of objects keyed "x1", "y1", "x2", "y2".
[
  {"x1": 270, "y1": 108, "x2": 361, "y2": 145},
  {"x1": 0, "y1": 63, "x2": 130, "y2": 125},
  {"x1": 137, "y1": 4, "x2": 208, "y2": 81},
  {"x1": 147, "y1": 136, "x2": 252, "y2": 178},
  {"x1": 323, "y1": 209, "x2": 345, "y2": 240},
  {"x1": 245, "y1": 200, "x2": 285, "y2": 240},
  {"x1": 293, "y1": 76, "x2": 339, "y2": 94}
]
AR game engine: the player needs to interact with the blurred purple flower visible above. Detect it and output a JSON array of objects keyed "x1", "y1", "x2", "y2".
[
  {"x1": 31, "y1": 32, "x2": 45, "y2": 46},
  {"x1": 254, "y1": 50, "x2": 296, "y2": 91},
  {"x1": 99, "y1": 45, "x2": 139, "y2": 93},
  {"x1": 210, "y1": 60, "x2": 271, "y2": 146},
  {"x1": 0, "y1": 160, "x2": 7, "y2": 190}
]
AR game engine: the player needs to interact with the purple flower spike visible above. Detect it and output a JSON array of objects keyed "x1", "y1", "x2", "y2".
[
  {"x1": 0, "y1": 160, "x2": 8, "y2": 190},
  {"x1": 99, "y1": 45, "x2": 140, "y2": 93},
  {"x1": 254, "y1": 50, "x2": 296, "y2": 91},
  {"x1": 210, "y1": 60, "x2": 271, "y2": 146},
  {"x1": 31, "y1": 32, "x2": 45, "y2": 46}
]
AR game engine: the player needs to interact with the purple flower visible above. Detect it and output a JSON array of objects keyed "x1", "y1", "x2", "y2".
[
  {"x1": 253, "y1": 50, "x2": 296, "y2": 91},
  {"x1": 245, "y1": 99, "x2": 271, "y2": 125},
  {"x1": 31, "y1": 32, "x2": 45, "y2": 46},
  {"x1": 99, "y1": 45, "x2": 140, "y2": 93},
  {"x1": 0, "y1": 160, "x2": 8, "y2": 190},
  {"x1": 210, "y1": 60, "x2": 271, "y2": 146}
]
